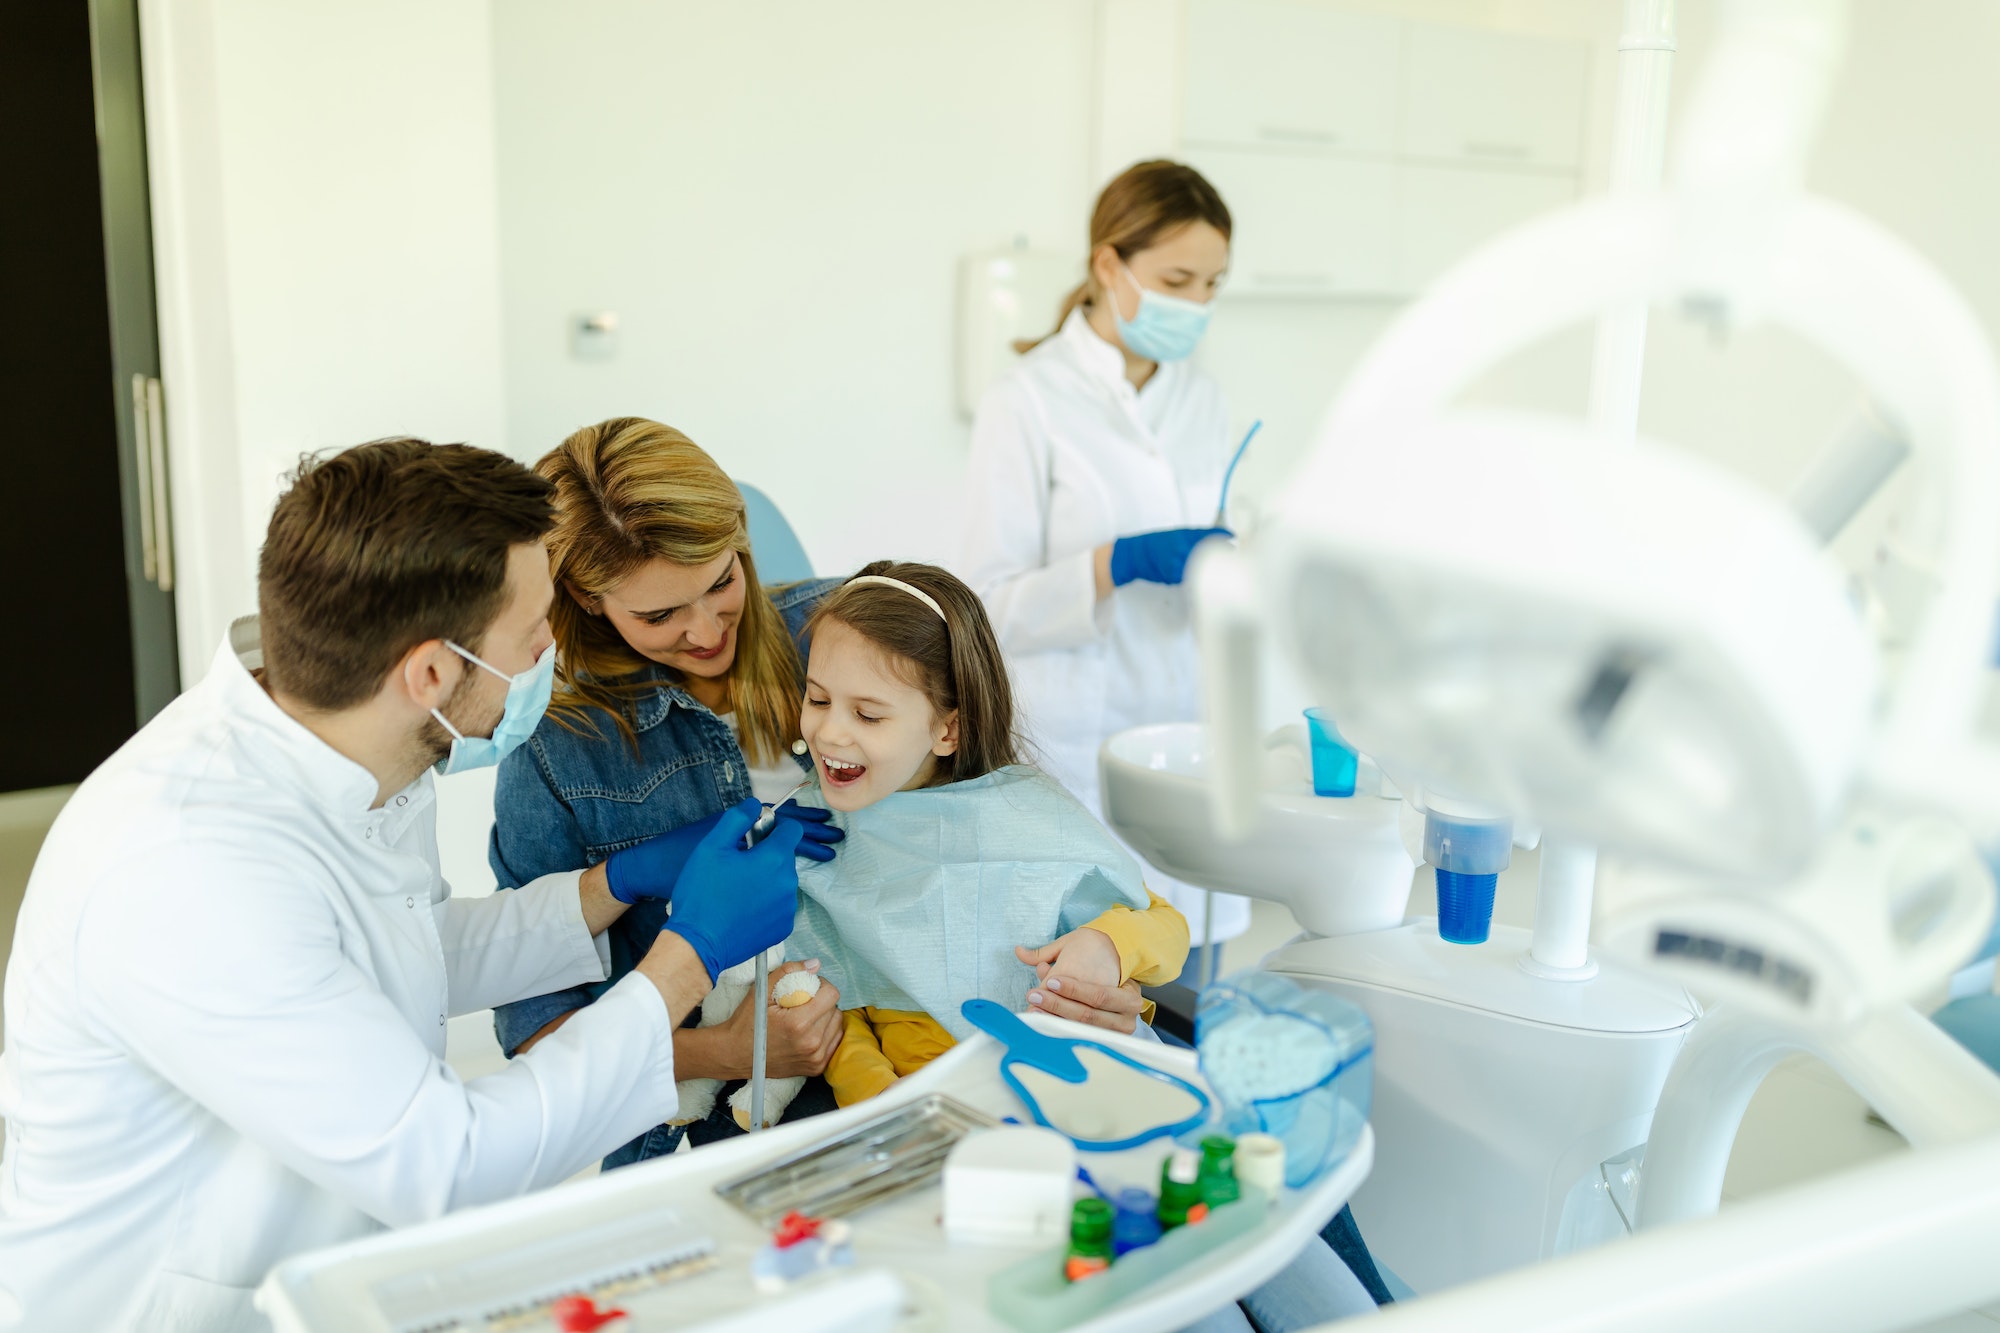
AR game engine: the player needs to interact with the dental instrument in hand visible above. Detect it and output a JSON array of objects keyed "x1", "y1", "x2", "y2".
[
  {"x1": 1214, "y1": 419, "x2": 1262, "y2": 526},
  {"x1": 743, "y1": 776, "x2": 816, "y2": 1133}
]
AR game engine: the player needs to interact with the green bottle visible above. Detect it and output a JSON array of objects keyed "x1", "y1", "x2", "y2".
[
  {"x1": 1157, "y1": 1147, "x2": 1206, "y2": 1230},
  {"x1": 1197, "y1": 1135, "x2": 1241, "y2": 1209},
  {"x1": 1065, "y1": 1198, "x2": 1114, "y2": 1282}
]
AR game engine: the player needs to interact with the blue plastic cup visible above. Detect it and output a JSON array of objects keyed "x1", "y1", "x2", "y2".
[
  {"x1": 1303, "y1": 709, "x2": 1358, "y2": 798},
  {"x1": 1435, "y1": 869, "x2": 1498, "y2": 945}
]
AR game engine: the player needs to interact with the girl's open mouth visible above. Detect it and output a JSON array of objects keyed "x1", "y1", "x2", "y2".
[{"x1": 821, "y1": 756, "x2": 867, "y2": 788}]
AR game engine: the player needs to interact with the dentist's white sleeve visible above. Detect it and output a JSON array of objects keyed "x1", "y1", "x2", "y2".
[
  {"x1": 75, "y1": 846, "x2": 681, "y2": 1227},
  {"x1": 433, "y1": 871, "x2": 610, "y2": 1016},
  {"x1": 961, "y1": 382, "x2": 1108, "y2": 655}
]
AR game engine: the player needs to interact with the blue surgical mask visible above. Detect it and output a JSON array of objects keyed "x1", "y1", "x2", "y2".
[
  {"x1": 431, "y1": 641, "x2": 556, "y2": 776},
  {"x1": 1113, "y1": 263, "x2": 1213, "y2": 363}
]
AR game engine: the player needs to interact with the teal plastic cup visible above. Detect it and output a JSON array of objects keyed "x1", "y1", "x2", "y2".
[{"x1": 1303, "y1": 709, "x2": 1358, "y2": 798}]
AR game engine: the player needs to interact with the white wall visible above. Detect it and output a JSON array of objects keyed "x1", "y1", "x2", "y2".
[
  {"x1": 142, "y1": 0, "x2": 510, "y2": 682},
  {"x1": 488, "y1": 0, "x2": 1098, "y2": 574},
  {"x1": 141, "y1": 0, "x2": 511, "y2": 895}
]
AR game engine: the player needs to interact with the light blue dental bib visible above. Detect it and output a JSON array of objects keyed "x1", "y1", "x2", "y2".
[{"x1": 787, "y1": 766, "x2": 1151, "y2": 1041}]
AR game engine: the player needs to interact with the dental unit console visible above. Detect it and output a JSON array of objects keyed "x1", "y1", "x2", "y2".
[{"x1": 1145, "y1": 0, "x2": 2000, "y2": 1327}]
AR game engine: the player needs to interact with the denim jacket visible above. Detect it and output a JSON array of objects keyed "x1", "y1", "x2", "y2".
[{"x1": 489, "y1": 577, "x2": 842, "y2": 1056}]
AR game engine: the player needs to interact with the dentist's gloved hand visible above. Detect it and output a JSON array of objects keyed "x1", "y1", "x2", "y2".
[
  {"x1": 660, "y1": 798, "x2": 804, "y2": 983},
  {"x1": 605, "y1": 813, "x2": 720, "y2": 905},
  {"x1": 1109, "y1": 527, "x2": 1232, "y2": 588},
  {"x1": 605, "y1": 801, "x2": 842, "y2": 904}
]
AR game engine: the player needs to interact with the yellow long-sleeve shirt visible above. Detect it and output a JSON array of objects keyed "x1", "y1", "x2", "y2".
[{"x1": 824, "y1": 889, "x2": 1191, "y2": 1107}]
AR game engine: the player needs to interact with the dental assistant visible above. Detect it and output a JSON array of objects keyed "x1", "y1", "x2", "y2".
[
  {"x1": 0, "y1": 441, "x2": 807, "y2": 1332},
  {"x1": 962, "y1": 158, "x2": 1252, "y2": 954},
  {"x1": 491, "y1": 419, "x2": 1190, "y2": 1164}
]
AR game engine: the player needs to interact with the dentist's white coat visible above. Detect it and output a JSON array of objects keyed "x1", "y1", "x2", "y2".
[
  {"x1": 0, "y1": 633, "x2": 682, "y2": 1332},
  {"x1": 960, "y1": 308, "x2": 1250, "y2": 945}
]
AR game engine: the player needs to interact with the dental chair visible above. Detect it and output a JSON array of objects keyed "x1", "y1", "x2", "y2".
[{"x1": 737, "y1": 482, "x2": 814, "y2": 583}]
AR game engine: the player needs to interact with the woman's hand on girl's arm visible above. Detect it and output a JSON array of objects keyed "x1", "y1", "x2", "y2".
[
  {"x1": 1016, "y1": 930, "x2": 1145, "y2": 1033},
  {"x1": 676, "y1": 961, "x2": 845, "y2": 1080}
]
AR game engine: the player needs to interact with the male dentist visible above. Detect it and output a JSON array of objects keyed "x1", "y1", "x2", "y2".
[{"x1": 0, "y1": 439, "x2": 810, "y2": 1331}]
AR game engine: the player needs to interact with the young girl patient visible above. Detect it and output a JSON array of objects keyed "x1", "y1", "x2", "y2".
[{"x1": 787, "y1": 561, "x2": 1191, "y2": 1106}]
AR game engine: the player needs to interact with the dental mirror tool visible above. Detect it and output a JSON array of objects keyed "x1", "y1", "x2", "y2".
[
  {"x1": 961, "y1": 999, "x2": 1211, "y2": 1151},
  {"x1": 743, "y1": 777, "x2": 816, "y2": 1132}
]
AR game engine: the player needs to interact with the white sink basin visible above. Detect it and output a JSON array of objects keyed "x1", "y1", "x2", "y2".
[{"x1": 1099, "y1": 722, "x2": 1417, "y2": 937}]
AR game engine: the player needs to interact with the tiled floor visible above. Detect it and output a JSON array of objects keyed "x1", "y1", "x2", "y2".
[{"x1": 5, "y1": 800, "x2": 1999, "y2": 1326}]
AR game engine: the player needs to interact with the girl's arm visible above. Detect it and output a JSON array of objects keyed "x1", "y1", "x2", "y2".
[
  {"x1": 1078, "y1": 890, "x2": 1191, "y2": 988},
  {"x1": 1015, "y1": 889, "x2": 1191, "y2": 1033}
]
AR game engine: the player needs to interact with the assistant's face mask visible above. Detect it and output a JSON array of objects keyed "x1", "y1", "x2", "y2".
[
  {"x1": 1113, "y1": 262, "x2": 1214, "y2": 363},
  {"x1": 431, "y1": 641, "x2": 556, "y2": 776}
]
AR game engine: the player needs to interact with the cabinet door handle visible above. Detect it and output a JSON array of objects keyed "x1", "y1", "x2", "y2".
[
  {"x1": 144, "y1": 377, "x2": 173, "y2": 593},
  {"x1": 1259, "y1": 126, "x2": 1342, "y2": 146},
  {"x1": 130, "y1": 373, "x2": 157, "y2": 584}
]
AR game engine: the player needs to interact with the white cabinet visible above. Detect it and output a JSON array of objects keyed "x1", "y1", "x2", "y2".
[
  {"x1": 1183, "y1": 0, "x2": 1400, "y2": 155},
  {"x1": 1186, "y1": 147, "x2": 1400, "y2": 298},
  {"x1": 1397, "y1": 165, "x2": 1577, "y2": 291},
  {"x1": 1399, "y1": 24, "x2": 1589, "y2": 171},
  {"x1": 1177, "y1": 4, "x2": 1591, "y2": 300}
]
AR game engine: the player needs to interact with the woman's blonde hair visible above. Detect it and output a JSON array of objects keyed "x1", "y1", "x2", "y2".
[
  {"x1": 538, "y1": 417, "x2": 801, "y2": 764},
  {"x1": 1016, "y1": 159, "x2": 1233, "y2": 354}
]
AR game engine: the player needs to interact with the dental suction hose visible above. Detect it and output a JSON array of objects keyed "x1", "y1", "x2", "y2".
[{"x1": 743, "y1": 781, "x2": 809, "y2": 1134}]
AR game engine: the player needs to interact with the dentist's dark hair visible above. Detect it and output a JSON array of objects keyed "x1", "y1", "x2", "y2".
[
  {"x1": 806, "y1": 561, "x2": 1022, "y2": 785},
  {"x1": 259, "y1": 438, "x2": 554, "y2": 711},
  {"x1": 1015, "y1": 158, "x2": 1232, "y2": 354}
]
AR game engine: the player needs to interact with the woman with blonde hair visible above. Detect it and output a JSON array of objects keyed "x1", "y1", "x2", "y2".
[{"x1": 491, "y1": 417, "x2": 1190, "y2": 1166}]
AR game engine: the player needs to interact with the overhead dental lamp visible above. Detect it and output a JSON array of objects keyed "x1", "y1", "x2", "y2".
[{"x1": 1241, "y1": 407, "x2": 1876, "y2": 882}]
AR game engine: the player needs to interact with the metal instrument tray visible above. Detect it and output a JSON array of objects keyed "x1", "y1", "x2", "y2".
[{"x1": 713, "y1": 1093, "x2": 998, "y2": 1225}]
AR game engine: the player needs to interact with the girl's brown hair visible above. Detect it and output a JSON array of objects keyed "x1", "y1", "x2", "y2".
[
  {"x1": 537, "y1": 417, "x2": 801, "y2": 763},
  {"x1": 1016, "y1": 159, "x2": 1233, "y2": 354},
  {"x1": 805, "y1": 560, "x2": 1021, "y2": 785}
]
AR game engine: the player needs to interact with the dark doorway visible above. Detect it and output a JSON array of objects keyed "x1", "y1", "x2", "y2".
[{"x1": 0, "y1": 1, "x2": 179, "y2": 791}]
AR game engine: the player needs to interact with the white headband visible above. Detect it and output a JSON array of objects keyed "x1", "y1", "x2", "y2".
[{"x1": 845, "y1": 574, "x2": 947, "y2": 622}]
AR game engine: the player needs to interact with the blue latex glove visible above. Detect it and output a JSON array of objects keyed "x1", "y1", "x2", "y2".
[
  {"x1": 605, "y1": 812, "x2": 720, "y2": 906},
  {"x1": 1109, "y1": 527, "x2": 1232, "y2": 587},
  {"x1": 660, "y1": 798, "x2": 804, "y2": 983},
  {"x1": 604, "y1": 801, "x2": 842, "y2": 905},
  {"x1": 772, "y1": 799, "x2": 844, "y2": 863}
]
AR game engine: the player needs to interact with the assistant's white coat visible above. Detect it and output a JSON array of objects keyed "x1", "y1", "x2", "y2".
[
  {"x1": 0, "y1": 637, "x2": 681, "y2": 1332},
  {"x1": 961, "y1": 310, "x2": 1249, "y2": 943}
]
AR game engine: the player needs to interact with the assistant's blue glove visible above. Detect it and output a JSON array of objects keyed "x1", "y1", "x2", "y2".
[
  {"x1": 660, "y1": 798, "x2": 804, "y2": 983},
  {"x1": 1109, "y1": 527, "x2": 1232, "y2": 588},
  {"x1": 605, "y1": 812, "x2": 721, "y2": 905}
]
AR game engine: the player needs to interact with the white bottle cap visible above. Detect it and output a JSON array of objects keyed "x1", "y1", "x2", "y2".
[{"x1": 1234, "y1": 1133, "x2": 1286, "y2": 1195}]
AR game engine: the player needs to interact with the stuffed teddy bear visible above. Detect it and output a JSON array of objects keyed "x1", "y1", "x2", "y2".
[{"x1": 669, "y1": 944, "x2": 821, "y2": 1130}]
